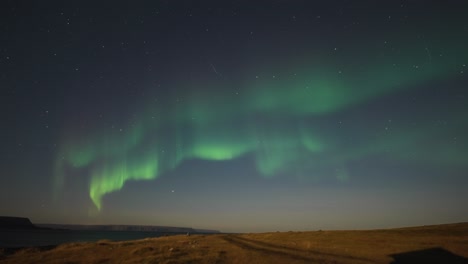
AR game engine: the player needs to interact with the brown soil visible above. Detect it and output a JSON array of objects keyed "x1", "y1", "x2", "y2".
[{"x1": 1, "y1": 222, "x2": 467, "y2": 263}]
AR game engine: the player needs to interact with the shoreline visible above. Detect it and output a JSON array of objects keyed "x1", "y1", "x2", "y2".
[{"x1": 1, "y1": 223, "x2": 467, "y2": 263}]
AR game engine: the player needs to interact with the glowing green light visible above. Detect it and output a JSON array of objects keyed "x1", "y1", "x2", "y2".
[
  {"x1": 53, "y1": 41, "x2": 468, "y2": 210},
  {"x1": 90, "y1": 156, "x2": 159, "y2": 210}
]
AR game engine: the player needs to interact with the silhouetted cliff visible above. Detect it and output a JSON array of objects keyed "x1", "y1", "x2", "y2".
[{"x1": 0, "y1": 216, "x2": 35, "y2": 229}]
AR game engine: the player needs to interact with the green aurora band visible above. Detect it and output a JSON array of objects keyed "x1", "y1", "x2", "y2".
[{"x1": 54, "y1": 46, "x2": 468, "y2": 210}]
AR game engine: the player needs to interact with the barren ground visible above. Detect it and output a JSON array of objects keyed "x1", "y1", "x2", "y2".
[{"x1": 1, "y1": 223, "x2": 467, "y2": 263}]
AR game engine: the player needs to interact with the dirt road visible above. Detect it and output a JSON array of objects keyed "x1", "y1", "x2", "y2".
[{"x1": 220, "y1": 235, "x2": 373, "y2": 264}]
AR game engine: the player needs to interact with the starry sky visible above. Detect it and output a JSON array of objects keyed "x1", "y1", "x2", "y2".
[{"x1": 1, "y1": 1, "x2": 468, "y2": 232}]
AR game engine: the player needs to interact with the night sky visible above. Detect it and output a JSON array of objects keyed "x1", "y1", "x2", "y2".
[{"x1": 1, "y1": 1, "x2": 468, "y2": 232}]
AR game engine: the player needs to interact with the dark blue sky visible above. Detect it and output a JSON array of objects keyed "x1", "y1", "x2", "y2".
[{"x1": 1, "y1": 1, "x2": 468, "y2": 232}]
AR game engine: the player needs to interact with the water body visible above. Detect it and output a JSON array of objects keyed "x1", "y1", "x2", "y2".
[{"x1": 0, "y1": 229, "x2": 181, "y2": 248}]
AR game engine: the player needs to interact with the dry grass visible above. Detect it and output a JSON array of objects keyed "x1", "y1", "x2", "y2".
[{"x1": 1, "y1": 223, "x2": 467, "y2": 263}]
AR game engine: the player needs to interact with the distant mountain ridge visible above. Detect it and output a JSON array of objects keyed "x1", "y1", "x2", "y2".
[
  {"x1": 0, "y1": 216, "x2": 220, "y2": 233},
  {"x1": 35, "y1": 224, "x2": 220, "y2": 234}
]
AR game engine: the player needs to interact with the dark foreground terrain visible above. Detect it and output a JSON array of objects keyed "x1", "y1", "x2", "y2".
[{"x1": 1, "y1": 223, "x2": 467, "y2": 263}]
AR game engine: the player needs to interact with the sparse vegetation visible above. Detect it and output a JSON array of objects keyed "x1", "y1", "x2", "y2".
[{"x1": 1, "y1": 223, "x2": 467, "y2": 263}]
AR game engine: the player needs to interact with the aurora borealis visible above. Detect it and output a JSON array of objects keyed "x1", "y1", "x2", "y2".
[
  {"x1": 2, "y1": 1, "x2": 468, "y2": 232},
  {"x1": 55, "y1": 53, "x2": 465, "y2": 210}
]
